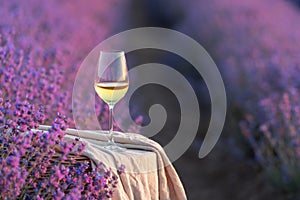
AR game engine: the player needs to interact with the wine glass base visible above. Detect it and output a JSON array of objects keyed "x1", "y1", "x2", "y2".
[{"x1": 104, "y1": 143, "x2": 126, "y2": 152}]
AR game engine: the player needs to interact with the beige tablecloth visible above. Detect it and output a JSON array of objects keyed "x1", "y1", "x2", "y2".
[{"x1": 39, "y1": 125, "x2": 186, "y2": 200}]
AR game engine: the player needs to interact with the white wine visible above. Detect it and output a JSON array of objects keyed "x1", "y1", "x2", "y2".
[{"x1": 94, "y1": 82, "x2": 129, "y2": 105}]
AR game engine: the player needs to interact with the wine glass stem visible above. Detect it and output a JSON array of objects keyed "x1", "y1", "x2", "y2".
[{"x1": 108, "y1": 105, "x2": 114, "y2": 144}]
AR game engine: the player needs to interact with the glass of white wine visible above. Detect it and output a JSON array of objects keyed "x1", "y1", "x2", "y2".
[{"x1": 94, "y1": 51, "x2": 129, "y2": 151}]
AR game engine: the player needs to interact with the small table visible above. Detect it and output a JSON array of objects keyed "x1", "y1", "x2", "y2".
[{"x1": 40, "y1": 125, "x2": 187, "y2": 200}]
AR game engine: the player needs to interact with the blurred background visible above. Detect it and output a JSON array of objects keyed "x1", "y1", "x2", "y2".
[{"x1": 1, "y1": 0, "x2": 300, "y2": 199}]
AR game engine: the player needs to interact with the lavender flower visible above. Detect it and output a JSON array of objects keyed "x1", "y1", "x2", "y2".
[
  {"x1": 181, "y1": 0, "x2": 300, "y2": 194},
  {"x1": 0, "y1": 99, "x2": 124, "y2": 199},
  {"x1": 0, "y1": 1, "x2": 141, "y2": 198}
]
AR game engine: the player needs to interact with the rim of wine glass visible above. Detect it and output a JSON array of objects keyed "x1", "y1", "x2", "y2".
[{"x1": 99, "y1": 50, "x2": 125, "y2": 54}]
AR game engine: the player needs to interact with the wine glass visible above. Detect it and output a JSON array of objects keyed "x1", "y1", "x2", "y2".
[{"x1": 94, "y1": 51, "x2": 129, "y2": 151}]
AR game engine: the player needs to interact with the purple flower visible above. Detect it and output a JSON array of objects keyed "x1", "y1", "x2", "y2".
[
  {"x1": 184, "y1": 0, "x2": 300, "y2": 193},
  {"x1": 0, "y1": 0, "x2": 141, "y2": 198},
  {"x1": 6, "y1": 155, "x2": 19, "y2": 167}
]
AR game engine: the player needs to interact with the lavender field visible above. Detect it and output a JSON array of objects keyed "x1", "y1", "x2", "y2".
[
  {"x1": 180, "y1": 0, "x2": 300, "y2": 196},
  {"x1": 1, "y1": 0, "x2": 300, "y2": 199},
  {"x1": 0, "y1": 0, "x2": 127, "y2": 198}
]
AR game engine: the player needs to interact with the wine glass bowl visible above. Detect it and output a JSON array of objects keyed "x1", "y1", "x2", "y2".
[
  {"x1": 94, "y1": 51, "x2": 129, "y2": 151},
  {"x1": 94, "y1": 81, "x2": 128, "y2": 106}
]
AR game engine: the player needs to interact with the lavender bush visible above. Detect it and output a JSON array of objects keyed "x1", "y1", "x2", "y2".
[
  {"x1": 181, "y1": 0, "x2": 300, "y2": 195},
  {"x1": 0, "y1": 0, "x2": 116, "y2": 124},
  {"x1": 0, "y1": 0, "x2": 142, "y2": 129},
  {"x1": 0, "y1": 0, "x2": 140, "y2": 198},
  {"x1": 0, "y1": 98, "x2": 124, "y2": 199}
]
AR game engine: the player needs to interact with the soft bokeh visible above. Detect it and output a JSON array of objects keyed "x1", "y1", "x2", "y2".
[{"x1": 1, "y1": 0, "x2": 300, "y2": 199}]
